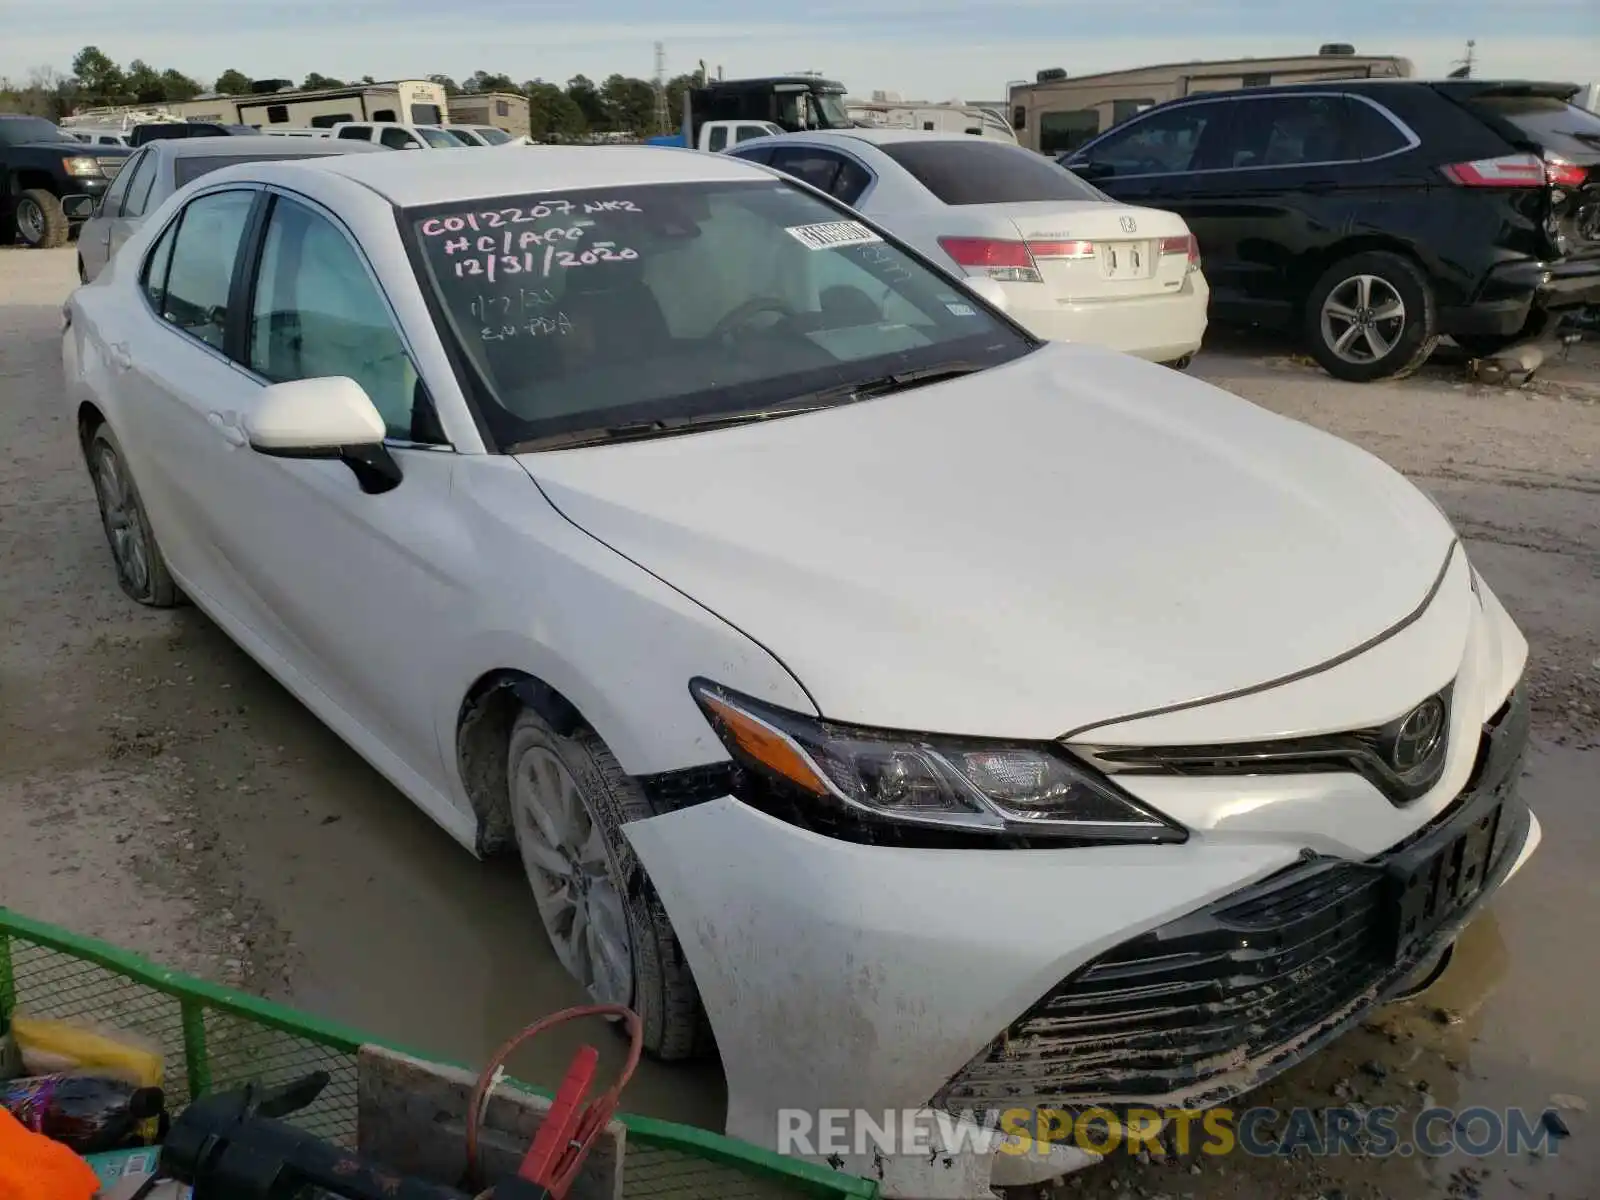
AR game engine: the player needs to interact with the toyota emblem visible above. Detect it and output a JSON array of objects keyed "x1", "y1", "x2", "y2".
[
  {"x1": 1390, "y1": 698, "x2": 1446, "y2": 773},
  {"x1": 1119, "y1": 215, "x2": 1137, "y2": 233}
]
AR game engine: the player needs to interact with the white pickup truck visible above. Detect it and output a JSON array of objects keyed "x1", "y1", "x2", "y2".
[
  {"x1": 645, "y1": 120, "x2": 783, "y2": 152},
  {"x1": 327, "y1": 122, "x2": 469, "y2": 150}
]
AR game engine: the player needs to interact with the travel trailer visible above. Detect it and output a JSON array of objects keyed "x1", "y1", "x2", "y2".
[
  {"x1": 447, "y1": 92, "x2": 531, "y2": 138},
  {"x1": 64, "y1": 81, "x2": 450, "y2": 133},
  {"x1": 848, "y1": 93, "x2": 1017, "y2": 142},
  {"x1": 1009, "y1": 45, "x2": 1412, "y2": 155}
]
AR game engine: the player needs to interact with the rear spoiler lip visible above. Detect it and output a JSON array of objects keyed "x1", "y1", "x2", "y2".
[{"x1": 1430, "y1": 79, "x2": 1582, "y2": 102}]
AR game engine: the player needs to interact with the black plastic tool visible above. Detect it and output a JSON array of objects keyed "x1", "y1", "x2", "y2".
[{"x1": 161, "y1": 1072, "x2": 470, "y2": 1199}]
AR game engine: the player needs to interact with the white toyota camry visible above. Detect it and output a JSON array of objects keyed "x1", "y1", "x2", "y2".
[{"x1": 63, "y1": 147, "x2": 1538, "y2": 1195}]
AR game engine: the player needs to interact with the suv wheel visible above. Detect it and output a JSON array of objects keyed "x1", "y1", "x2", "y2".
[
  {"x1": 1305, "y1": 251, "x2": 1438, "y2": 382},
  {"x1": 15, "y1": 189, "x2": 71, "y2": 249}
]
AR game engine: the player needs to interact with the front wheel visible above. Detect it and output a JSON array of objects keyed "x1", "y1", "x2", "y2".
[
  {"x1": 507, "y1": 710, "x2": 704, "y2": 1059},
  {"x1": 14, "y1": 189, "x2": 70, "y2": 249},
  {"x1": 1304, "y1": 251, "x2": 1438, "y2": 382}
]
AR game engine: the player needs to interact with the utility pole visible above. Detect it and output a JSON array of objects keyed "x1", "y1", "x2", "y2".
[{"x1": 653, "y1": 41, "x2": 669, "y2": 134}]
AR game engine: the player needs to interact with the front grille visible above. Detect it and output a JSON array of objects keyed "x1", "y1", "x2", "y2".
[{"x1": 935, "y1": 684, "x2": 1529, "y2": 1113}]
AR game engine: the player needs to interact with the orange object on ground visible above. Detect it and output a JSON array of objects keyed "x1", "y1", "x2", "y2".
[{"x1": 0, "y1": 1104, "x2": 99, "y2": 1200}]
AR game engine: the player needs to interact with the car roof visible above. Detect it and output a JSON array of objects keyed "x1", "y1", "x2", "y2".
[
  {"x1": 154, "y1": 136, "x2": 379, "y2": 157},
  {"x1": 796, "y1": 128, "x2": 977, "y2": 146},
  {"x1": 305, "y1": 145, "x2": 772, "y2": 205},
  {"x1": 1163, "y1": 77, "x2": 1580, "y2": 99}
]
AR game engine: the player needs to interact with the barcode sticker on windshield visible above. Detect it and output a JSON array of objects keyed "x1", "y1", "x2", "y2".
[{"x1": 785, "y1": 221, "x2": 882, "y2": 250}]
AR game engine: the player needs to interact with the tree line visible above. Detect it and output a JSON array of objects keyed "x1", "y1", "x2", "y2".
[{"x1": 1, "y1": 46, "x2": 708, "y2": 138}]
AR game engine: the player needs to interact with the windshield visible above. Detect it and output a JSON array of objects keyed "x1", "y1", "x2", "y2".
[
  {"x1": 814, "y1": 90, "x2": 852, "y2": 129},
  {"x1": 475, "y1": 127, "x2": 514, "y2": 145},
  {"x1": 405, "y1": 180, "x2": 1032, "y2": 450},
  {"x1": 0, "y1": 116, "x2": 67, "y2": 146},
  {"x1": 419, "y1": 127, "x2": 467, "y2": 148}
]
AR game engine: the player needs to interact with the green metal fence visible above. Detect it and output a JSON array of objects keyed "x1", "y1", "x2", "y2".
[{"x1": 0, "y1": 907, "x2": 877, "y2": 1200}]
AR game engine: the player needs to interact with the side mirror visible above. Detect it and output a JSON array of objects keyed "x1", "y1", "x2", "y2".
[
  {"x1": 61, "y1": 195, "x2": 97, "y2": 220},
  {"x1": 963, "y1": 276, "x2": 1009, "y2": 313},
  {"x1": 246, "y1": 377, "x2": 403, "y2": 495}
]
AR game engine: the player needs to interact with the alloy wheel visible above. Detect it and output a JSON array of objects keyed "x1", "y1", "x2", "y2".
[
  {"x1": 511, "y1": 746, "x2": 635, "y2": 1006},
  {"x1": 1320, "y1": 274, "x2": 1407, "y2": 365},
  {"x1": 16, "y1": 197, "x2": 45, "y2": 245},
  {"x1": 92, "y1": 443, "x2": 152, "y2": 597}
]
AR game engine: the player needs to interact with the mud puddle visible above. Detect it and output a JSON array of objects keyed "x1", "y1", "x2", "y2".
[{"x1": 39, "y1": 619, "x2": 726, "y2": 1128}]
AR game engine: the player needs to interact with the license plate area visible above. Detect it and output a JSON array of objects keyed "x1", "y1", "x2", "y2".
[
  {"x1": 1099, "y1": 241, "x2": 1150, "y2": 280},
  {"x1": 1383, "y1": 801, "x2": 1503, "y2": 964}
]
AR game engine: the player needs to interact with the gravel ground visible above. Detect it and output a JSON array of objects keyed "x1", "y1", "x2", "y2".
[{"x1": 1, "y1": 246, "x2": 1594, "y2": 1197}]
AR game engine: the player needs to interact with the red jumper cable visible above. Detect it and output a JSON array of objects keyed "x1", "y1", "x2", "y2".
[{"x1": 465, "y1": 1003, "x2": 645, "y2": 1200}]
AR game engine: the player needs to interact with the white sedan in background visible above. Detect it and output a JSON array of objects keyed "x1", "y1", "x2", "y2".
[
  {"x1": 63, "y1": 147, "x2": 1536, "y2": 1197},
  {"x1": 729, "y1": 129, "x2": 1209, "y2": 366},
  {"x1": 75, "y1": 135, "x2": 384, "y2": 283}
]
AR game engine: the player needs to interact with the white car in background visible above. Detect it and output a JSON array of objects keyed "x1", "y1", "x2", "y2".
[
  {"x1": 730, "y1": 129, "x2": 1209, "y2": 366},
  {"x1": 63, "y1": 147, "x2": 1537, "y2": 1197},
  {"x1": 75, "y1": 136, "x2": 384, "y2": 284},
  {"x1": 329, "y1": 121, "x2": 469, "y2": 150},
  {"x1": 436, "y1": 123, "x2": 519, "y2": 147}
]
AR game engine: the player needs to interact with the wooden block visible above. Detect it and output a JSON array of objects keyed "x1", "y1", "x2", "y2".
[{"x1": 356, "y1": 1043, "x2": 625, "y2": 1200}]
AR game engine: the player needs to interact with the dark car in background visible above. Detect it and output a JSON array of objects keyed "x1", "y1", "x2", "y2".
[
  {"x1": 1, "y1": 114, "x2": 132, "y2": 248},
  {"x1": 128, "y1": 122, "x2": 263, "y2": 147},
  {"x1": 1062, "y1": 80, "x2": 1600, "y2": 380}
]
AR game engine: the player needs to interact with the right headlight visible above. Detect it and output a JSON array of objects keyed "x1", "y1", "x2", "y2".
[{"x1": 690, "y1": 679, "x2": 1186, "y2": 845}]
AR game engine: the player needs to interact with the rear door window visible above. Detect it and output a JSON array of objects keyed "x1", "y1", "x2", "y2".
[
  {"x1": 1462, "y1": 94, "x2": 1600, "y2": 161},
  {"x1": 1215, "y1": 96, "x2": 1345, "y2": 169},
  {"x1": 121, "y1": 150, "x2": 162, "y2": 217},
  {"x1": 156, "y1": 190, "x2": 256, "y2": 350},
  {"x1": 878, "y1": 139, "x2": 1108, "y2": 204}
]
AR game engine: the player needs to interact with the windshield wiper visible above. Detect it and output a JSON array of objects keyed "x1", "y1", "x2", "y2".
[
  {"x1": 796, "y1": 362, "x2": 986, "y2": 406},
  {"x1": 510, "y1": 404, "x2": 834, "y2": 452},
  {"x1": 510, "y1": 364, "x2": 985, "y2": 453}
]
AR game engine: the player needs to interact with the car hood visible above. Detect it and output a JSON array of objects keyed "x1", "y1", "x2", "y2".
[
  {"x1": 27, "y1": 140, "x2": 129, "y2": 155},
  {"x1": 518, "y1": 344, "x2": 1455, "y2": 740}
]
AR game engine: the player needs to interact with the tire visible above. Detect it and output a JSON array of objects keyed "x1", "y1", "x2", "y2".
[
  {"x1": 1304, "y1": 251, "x2": 1438, "y2": 382},
  {"x1": 85, "y1": 424, "x2": 181, "y2": 607},
  {"x1": 14, "y1": 189, "x2": 70, "y2": 249},
  {"x1": 506, "y1": 709, "x2": 704, "y2": 1059}
]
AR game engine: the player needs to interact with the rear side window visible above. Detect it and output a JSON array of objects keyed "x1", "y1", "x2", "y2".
[
  {"x1": 337, "y1": 126, "x2": 371, "y2": 140},
  {"x1": 767, "y1": 148, "x2": 872, "y2": 205},
  {"x1": 1217, "y1": 96, "x2": 1346, "y2": 168},
  {"x1": 1463, "y1": 94, "x2": 1600, "y2": 161},
  {"x1": 174, "y1": 153, "x2": 337, "y2": 187},
  {"x1": 879, "y1": 139, "x2": 1107, "y2": 204},
  {"x1": 1341, "y1": 98, "x2": 1411, "y2": 159}
]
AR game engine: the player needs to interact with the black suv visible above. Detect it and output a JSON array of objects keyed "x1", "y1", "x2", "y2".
[{"x1": 1061, "y1": 81, "x2": 1600, "y2": 380}]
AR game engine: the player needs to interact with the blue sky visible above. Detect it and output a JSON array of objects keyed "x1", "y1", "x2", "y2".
[{"x1": 6, "y1": 1, "x2": 1595, "y2": 100}]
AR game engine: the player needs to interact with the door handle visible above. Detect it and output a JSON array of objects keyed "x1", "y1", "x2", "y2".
[
  {"x1": 108, "y1": 341, "x2": 133, "y2": 371},
  {"x1": 207, "y1": 412, "x2": 248, "y2": 447}
]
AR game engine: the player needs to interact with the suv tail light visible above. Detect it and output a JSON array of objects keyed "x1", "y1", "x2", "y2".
[
  {"x1": 1543, "y1": 157, "x2": 1588, "y2": 188},
  {"x1": 937, "y1": 237, "x2": 1042, "y2": 283},
  {"x1": 1442, "y1": 152, "x2": 1585, "y2": 188},
  {"x1": 1160, "y1": 233, "x2": 1201, "y2": 271}
]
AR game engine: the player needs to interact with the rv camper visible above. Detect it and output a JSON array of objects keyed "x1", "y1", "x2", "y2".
[
  {"x1": 848, "y1": 93, "x2": 1017, "y2": 142},
  {"x1": 1009, "y1": 45, "x2": 1412, "y2": 155}
]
